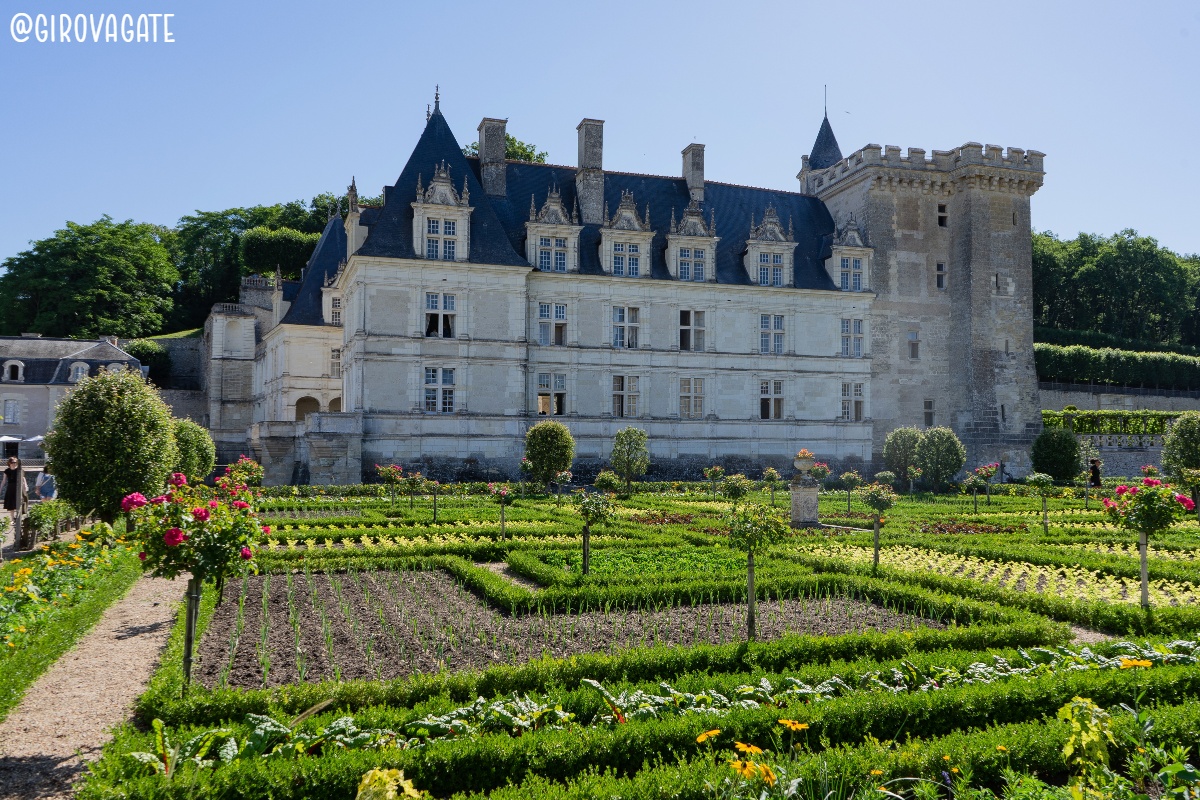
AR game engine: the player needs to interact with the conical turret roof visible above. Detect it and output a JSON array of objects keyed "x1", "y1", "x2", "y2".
[{"x1": 808, "y1": 114, "x2": 843, "y2": 170}]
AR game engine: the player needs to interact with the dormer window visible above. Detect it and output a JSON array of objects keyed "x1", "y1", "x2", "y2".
[
  {"x1": 2, "y1": 361, "x2": 24, "y2": 383},
  {"x1": 412, "y1": 162, "x2": 473, "y2": 262},
  {"x1": 666, "y1": 200, "x2": 718, "y2": 282},
  {"x1": 744, "y1": 205, "x2": 794, "y2": 287},
  {"x1": 827, "y1": 214, "x2": 872, "y2": 292},
  {"x1": 69, "y1": 362, "x2": 88, "y2": 382},
  {"x1": 525, "y1": 186, "x2": 582, "y2": 273},
  {"x1": 600, "y1": 190, "x2": 655, "y2": 279},
  {"x1": 612, "y1": 242, "x2": 641, "y2": 277}
]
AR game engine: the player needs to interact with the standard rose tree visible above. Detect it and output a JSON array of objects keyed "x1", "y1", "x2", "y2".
[
  {"x1": 858, "y1": 482, "x2": 898, "y2": 574},
  {"x1": 724, "y1": 504, "x2": 788, "y2": 641},
  {"x1": 1103, "y1": 476, "x2": 1195, "y2": 609},
  {"x1": 574, "y1": 490, "x2": 614, "y2": 575},
  {"x1": 125, "y1": 473, "x2": 263, "y2": 690}
]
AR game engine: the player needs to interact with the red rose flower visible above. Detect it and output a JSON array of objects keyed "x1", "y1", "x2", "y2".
[
  {"x1": 121, "y1": 493, "x2": 148, "y2": 512},
  {"x1": 232, "y1": 500, "x2": 250, "y2": 510},
  {"x1": 192, "y1": 507, "x2": 210, "y2": 522},
  {"x1": 261, "y1": 525, "x2": 271, "y2": 535},
  {"x1": 163, "y1": 528, "x2": 185, "y2": 547},
  {"x1": 138, "y1": 551, "x2": 147, "y2": 561},
  {"x1": 240, "y1": 547, "x2": 253, "y2": 560}
]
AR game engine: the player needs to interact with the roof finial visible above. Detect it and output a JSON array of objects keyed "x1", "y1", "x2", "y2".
[
  {"x1": 571, "y1": 196, "x2": 579, "y2": 225},
  {"x1": 348, "y1": 176, "x2": 358, "y2": 213},
  {"x1": 824, "y1": 84, "x2": 827, "y2": 118},
  {"x1": 426, "y1": 103, "x2": 430, "y2": 121},
  {"x1": 529, "y1": 194, "x2": 537, "y2": 221},
  {"x1": 434, "y1": 84, "x2": 440, "y2": 114}
]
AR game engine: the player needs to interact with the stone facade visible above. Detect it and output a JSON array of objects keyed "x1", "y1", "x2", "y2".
[{"x1": 196, "y1": 101, "x2": 1046, "y2": 484}]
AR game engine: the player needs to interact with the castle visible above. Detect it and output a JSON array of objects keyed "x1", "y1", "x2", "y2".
[{"x1": 198, "y1": 97, "x2": 1045, "y2": 484}]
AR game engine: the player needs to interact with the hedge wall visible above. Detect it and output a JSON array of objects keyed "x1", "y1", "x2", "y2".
[
  {"x1": 1041, "y1": 408, "x2": 1179, "y2": 435},
  {"x1": 1035, "y1": 342, "x2": 1200, "y2": 391}
]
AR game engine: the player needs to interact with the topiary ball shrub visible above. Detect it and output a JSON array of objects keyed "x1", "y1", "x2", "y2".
[{"x1": 1031, "y1": 427, "x2": 1080, "y2": 481}]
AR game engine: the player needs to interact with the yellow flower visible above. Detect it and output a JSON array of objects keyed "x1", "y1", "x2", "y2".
[
  {"x1": 951, "y1": 768, "x2": 959, "y2": 774},
  {"x1": 17, "y1": 626, "x2": 26, "y2": 633},
  {"x1": 779, "y1": 719, "x2": 810, "y2": 732},
  {"x1": 696, "y1": 729, "x2": 721, "y2": 743},
  {"x1": 1120, "y1": 658, "x2": 1152, "y2": 669},
  {"x1": 734, "y1": 742, "x2": 764, "y2": 755},
  {"x1": 758, "y1": 764, "x2": 777, "y2": 786},
  {"x1": 942, "y1": 755, "x2": 951, "y2": 762},
  {"x1": 996, "y1": 745, "x2": 1008, "y2": 752},
  {"x1": 728, "y1": 759, "x2": 756, "y2": 778},
  {"x1": 871, "y1": 769, "x2": 884, "y2": 776}
]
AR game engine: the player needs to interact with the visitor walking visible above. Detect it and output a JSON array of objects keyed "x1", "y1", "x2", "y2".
[
  {"x1": 0, "y1": 457, "x2": 27, "y2": 561},
  {"x1": 35, "y1": 464, "x2": 57, "y2": 500},
  {"x1": 1089, "y1": 458, "x2": 1102, "y2": 488}
]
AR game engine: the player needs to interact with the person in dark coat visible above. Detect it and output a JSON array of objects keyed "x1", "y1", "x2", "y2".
[
  {"x1": 0, "y1": 457, "x2": 27, "y2": 561},
  {"x1": 1089, "y1": 459, "x2": 1102, "y2": 488}
]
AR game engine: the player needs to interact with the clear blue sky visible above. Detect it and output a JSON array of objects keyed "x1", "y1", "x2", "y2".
[{"x1": 2, "y1": 0, "x2": 1198, "y2": 263}]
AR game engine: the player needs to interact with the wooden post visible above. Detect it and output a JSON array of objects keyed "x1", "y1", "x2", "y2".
[
  {"x1": 872, "y1": 517, "x2": 881, "y2": 575},
  {"x1": 582, "y1": 523, "x2": 591, "y2": 575},
  {"x1": 182, "y1": 576, "x2": 202, "y2": 694},
  {"x1": 1138, "y1": 530, "x2": 1150, "y2": 611},
  {"x1": 746, "y1": 550, "x2": 756, "y2": 641}
]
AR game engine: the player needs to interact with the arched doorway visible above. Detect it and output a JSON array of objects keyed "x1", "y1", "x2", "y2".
[
  {"x1": 328, "y1": 397, "x2": 342, "y2": 412},
  {"x1": 294, "y1": 396, "x2": 320, "y2": 422}
]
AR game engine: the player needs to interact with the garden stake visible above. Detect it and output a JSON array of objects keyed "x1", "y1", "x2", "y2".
[{"x1": 182, "y1": 575, "x2": 202, "y2": 695}]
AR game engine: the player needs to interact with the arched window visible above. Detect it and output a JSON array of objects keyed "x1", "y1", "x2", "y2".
[
  {"x1": 328, "y1": 397, "x2": 342, "y2": 413},
  {"x1": 2, "y1": 361, "x2": 24, "y2": 382},
  {"x1": 69, "y1": 362, "x2": 89, "y2": 382},
  {"x1": 294, "y1": 396, "x2": 320, "y2": 422},
  {"x1": 107, "y1": 362, "x2": 126, "y2": 373}
]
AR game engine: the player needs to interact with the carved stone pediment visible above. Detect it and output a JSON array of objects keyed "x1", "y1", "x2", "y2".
[
  {"x1": 604, "y1": 190, "x2": 651, "y2": 232},
  {"x1": 749, "y1": 204, "x2": 793, "y2": 242},
  {"x1": 529, "y1": 185, "x2": 577, "y2": 225},
  {"x1": 670, "y1": 199, "x2": 715, "y2": 238},
  {"x1": 834, "y1": 213, "x2": 866, "y2": 247},
  {"x1": 416, "y1": 161, "x2": 470, "y2": 207}
]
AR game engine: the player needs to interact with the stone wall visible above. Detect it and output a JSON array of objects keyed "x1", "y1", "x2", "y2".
[
  {"x1": 149, "y1": 337, "x2": 204, "y2": 390},
  {"x1": 160, "y1": 389, "x2": 207, "y2": 425},
  {"x1": 1041, "y1": 384, "x2": 1200, "y2": 413}
]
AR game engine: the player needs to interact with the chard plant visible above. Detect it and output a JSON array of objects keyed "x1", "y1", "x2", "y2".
[{"x1": 724, "y1": 503, "x2": 788, "y2": 641}]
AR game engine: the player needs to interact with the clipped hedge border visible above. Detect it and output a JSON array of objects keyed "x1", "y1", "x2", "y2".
[{"x1": 86, "y1": 662, "x2": 1200, "y2": 799}]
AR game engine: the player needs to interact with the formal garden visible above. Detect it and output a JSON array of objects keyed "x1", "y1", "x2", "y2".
[{"x1": 4, "y1": 374, "x2": 1200, "y2": 799}]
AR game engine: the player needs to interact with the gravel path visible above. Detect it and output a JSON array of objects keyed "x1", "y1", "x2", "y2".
[{"x1": 0, "y1": 577, "x2": 183, "y2": 800}]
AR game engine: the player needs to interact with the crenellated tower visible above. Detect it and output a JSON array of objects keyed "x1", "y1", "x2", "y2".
[{"x1": 799, "y1": 132, "x2": 1046, "y2": 474}]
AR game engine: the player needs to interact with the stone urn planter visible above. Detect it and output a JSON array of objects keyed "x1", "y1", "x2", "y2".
[
  {"x1": 793, "y1": 456, "x2": 815, "y2": 473},
  {"x1": 790, "y1": 452, "x2": 819, "y2": 527}
]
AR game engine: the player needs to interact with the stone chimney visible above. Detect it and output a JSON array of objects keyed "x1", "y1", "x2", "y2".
[
  {"x1": 682, "y1": 143, "x2": 705, "y2": 203},
  {"x1": 477, "y1": 117, "x2": 507, "y2": 196},
  {"x1": 575, "y1": 118, "x2": 605, "y2": 224}
]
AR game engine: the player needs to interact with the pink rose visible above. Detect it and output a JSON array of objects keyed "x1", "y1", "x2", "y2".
[
  {"x1": 1102, "y1": 497, "x2": 1116, "y2": 509},
  {"x1": 1129, "y1": 486, "x2": 1139, "y2": 494},
  {"x1": 1176, "y1": 494, "x2": 1196, "y2": 511},
  {"x1": 240, "y1": 547, "x2": 253, "y2": 560},
  {"x1": 121, "y1": 493, "x2": 148, "y2": 512},
  {"x1": 168, "y1": 473, "x2": 188, "y2": 487},
  {"x1": 208, "y1": 500, "x2": 219, "y2": 508},
  {"x1": 163, "y1": 528, "x2": 185, "y2": 547},
  {"x1": 1143, "y1": 477, "x2": 1162, "y2": 487},
  {"x1": 232, "y1": 500, "x2": 250, "y2": 510},
  {"x1": 191, "y1": 507, "x2": 210, "y2": 522},
  {"x1": 261, "y1": 525, "x2": 271, "y2": 535},
  {"x1": 1115, "y1": 485, "x2": 1129, "y2": 495},
  {"x1": 149, "y1": 495, "x2": 168, "y2": 505},
  {"x1": 138, "y1": 551, "x2": 147, "y2": 561}
]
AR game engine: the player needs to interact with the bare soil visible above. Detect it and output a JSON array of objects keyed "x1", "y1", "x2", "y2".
[{"x1": 198, "y1": 568, "x2": 945, "y2": 689}]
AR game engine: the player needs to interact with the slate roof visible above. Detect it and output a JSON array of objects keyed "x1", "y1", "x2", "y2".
[
  {"x1": 306, "y1": 105, "x2": 844, "y2": 320},
  {"x1": 808, "y1": 114, "x2": 843, "y2": 170},
  {"x1": 0, "y1": 337, "x2": 140, "y2": 385},
  {"x1": 280, "y1": 214, "x2": 347, "y2": 326}
]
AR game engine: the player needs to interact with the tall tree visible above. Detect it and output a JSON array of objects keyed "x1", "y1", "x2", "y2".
[
  {"x1": 0, "y1": 216, "x2": 177, "y2": 338},
  {"x1": 462, "y1": 135, "x2": 548, "y2": 163}
]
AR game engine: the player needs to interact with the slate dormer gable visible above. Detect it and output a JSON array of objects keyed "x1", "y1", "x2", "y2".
[
  {"x1": 743, "y1": 205, "x2": 797, "y2": 288},
  {"x1": 524, "y1": 184, "x2": 583, "y2": 273},
  {"x1": 599, "y1": 191, "x2": 655, "y2": 279},
  {"x1": 666, "y1": 199, "x2": 719, "y2": 282}
]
